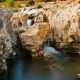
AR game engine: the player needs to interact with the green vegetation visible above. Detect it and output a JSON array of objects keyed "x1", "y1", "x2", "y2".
[
  {"x1": 0, "y1": 0, "x2": 5, "y2": 2},
  {"x1": 0, "y1": 0, "x2": 56, "y2": 7},
  {"x1": 15, "y1": 1, "x2": 21, "y2": 7},
  {"x1": 6, "y1": 0, "x2": 15, "y2": 7}
]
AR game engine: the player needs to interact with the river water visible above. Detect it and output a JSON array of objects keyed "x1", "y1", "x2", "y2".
[{"x1": 0, "y1": 46, "x2": 80, "y2": 80}]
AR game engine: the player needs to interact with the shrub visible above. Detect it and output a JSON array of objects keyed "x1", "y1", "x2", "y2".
[
  {"x1": 27, "y1": 0, "x2": 35, "y2": 5},
  {"x1": 6, "y1": 0, "x2": 15, "y2": 7},
  {"x1": 0, "y1": 0, "x2": 5, "y2": 2},
  {"x1": 36, "y1": 5, "x2": 42, "y2": 8}
]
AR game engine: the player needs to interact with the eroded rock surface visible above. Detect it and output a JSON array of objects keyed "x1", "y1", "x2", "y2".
[
  {"x1": 11, "y1": 1, "x2": 80, "y2": 56},
  {"x1": 46, "y1": 2, "x2": 80, "y2": 55},
  {"x1": 0, "y1": 8, "x2": 17, "y2": 73},
  {"x1": 11, "y1": 10, "x2": 51, "y2": 58}
]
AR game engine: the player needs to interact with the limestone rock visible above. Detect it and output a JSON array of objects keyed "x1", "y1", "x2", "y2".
[
  {"x1": 11, "y1": 1, "x2": 80, "y2": 56},
  {"x1": 19, "y1": 23, "x2": 50, "y2": 52},
  {"x1": 34, "y1": 12, "x2": 48, "y2": 23},
  {"x1": 11, "y1": 13, "x2": 28, "y2": 32},
  {"x1": 46, "y1": 1, "x2": 80, "y2": 54},
  {"x1": 24, "y1": 2, "x2": 80, "y2": 55}
]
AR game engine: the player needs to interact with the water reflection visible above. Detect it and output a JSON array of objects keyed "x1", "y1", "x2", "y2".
[{"x1": 0, "y1": 47, "x2": 80, "y2": 80}]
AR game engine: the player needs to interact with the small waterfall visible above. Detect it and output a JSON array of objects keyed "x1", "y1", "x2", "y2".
[
  {"x1": 44, "y1": 43, "x2": 64, "y2": 62},
  {"x1": 27, "y1": 19, "x2": 34, "y2": 27},
  {"x1": 20, "y1": 8, "x2": 44, "y2": 27},
  {"x1": 44, "y1": 44, "x2": 62, "y2": 56},
  {"x1": 20, "y1": 8, "x2": 44, "y2": 16}
]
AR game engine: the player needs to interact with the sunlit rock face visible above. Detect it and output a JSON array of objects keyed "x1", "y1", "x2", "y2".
[
  {"x1": 19, "y1": 23, "x2": 50, "y2": 51},
  {"x1": 45, "y1": 1, "x2": 80, "y2": 55},
  {"x1": 11, "y1": 1, "x2": 80, "y2": 55},
  {"x1": 0, "y1": 8, "x2": 17, "y2": 73},
  {"x1": 11, "y1": 13, "x2": 28, "y2": 32},
  {"x1": 11, "y1": 11, "x2": 51, "y2": 59},
  {"x1": 11, "y1": 11, "x2": 50, "y2": 52}
]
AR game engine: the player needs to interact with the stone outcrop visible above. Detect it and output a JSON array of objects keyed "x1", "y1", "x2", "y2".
[
  {"x1": 45, "y1": 2, "x2": 80, "y2": 55},
  {"x1": 11, "y1": 1, "x2": 80, "y2": 56},
  {"x1": 0, "y1": 8, "x2": 17, "y2": 73},
  {"x1": 11, "y1": 10, "x2": 52, "y2": 58}
]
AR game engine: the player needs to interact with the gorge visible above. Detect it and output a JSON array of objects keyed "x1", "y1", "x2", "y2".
[{"x1": 0, "y1": 1, "x2": 80, "y2": 80}]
